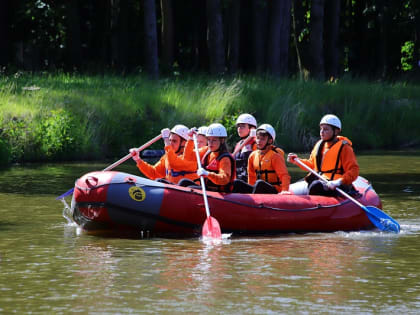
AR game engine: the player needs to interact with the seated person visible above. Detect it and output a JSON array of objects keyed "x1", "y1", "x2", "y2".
[
  {"x1": 130, "y1": 124, "x2": 197, "y2": 184},
  {"x1": 287, "y1": 114, "x2": 359, "y2": 196},
  {"x1": 233, "y1": 113, "x2": 257, "y2": 182},
  {"x1": 179, "y1": 123, "x2": 236, "y2": 192},
  {"x1": 247, "y1": 124, "x2": 291, "y2": 194}
]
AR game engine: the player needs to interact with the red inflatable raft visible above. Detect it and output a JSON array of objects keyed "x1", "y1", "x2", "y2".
[{"x1": 71, "y1": 171, "x2": 380, "y2": 237}]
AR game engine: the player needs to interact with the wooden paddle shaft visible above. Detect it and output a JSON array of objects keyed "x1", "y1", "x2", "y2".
[{"x1": 104, "y1": 134, "x2": 163, "y2": 171}]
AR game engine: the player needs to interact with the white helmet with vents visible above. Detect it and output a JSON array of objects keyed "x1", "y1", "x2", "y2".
[
  {"x1": 320, "y1": 114, "x2": 341, "y2": 130},
  {"x1": 206, "y1": 123, "x2": 227, "y2": 137},
  {"x1": 256, "y1": 124, "x2": 276, "y2": 141},
  {"x1": 197, "y1": 126, "x2": 208, "y2": 136},
  {"x1": 236, "y1": 113, "x2": 257, "y2": 128},
  {"x1": 171, "y1": 124, "x2": 189, "y2": 140}
]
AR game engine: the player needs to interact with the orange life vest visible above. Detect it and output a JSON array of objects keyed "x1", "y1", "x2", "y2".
[
  {"x1": 202, "y1": 151, "x2": 236, "y2": 192},
  {"x1": 252, "y1": 146, "x2": 285, "y2": 190},
  {"x1": 313, "y1": 139, "x2": 348, "y2": 180}
]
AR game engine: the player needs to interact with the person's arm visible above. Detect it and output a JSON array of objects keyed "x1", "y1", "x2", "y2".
[
  {"x1": 136, "y1": 155, "x2": 166, "y2": 180},
  {"x1": 207, "y1": 156, "x2": 232, "y2": 185},
  {"x1": 340, "y1": 145, "x2": 359, "y2": 185},
  {"x1": 247, "y1": 153, "x2": 257, "y2": 185},
  {"x1": 273, "y1": 153, "x2": 291, "y2": 192},
  {"x1": 287, "y1": 148, "x2": 316, "y2": 170},
  {"x1": 165, "y1": 145, "x2": 197, "y2": 171}
]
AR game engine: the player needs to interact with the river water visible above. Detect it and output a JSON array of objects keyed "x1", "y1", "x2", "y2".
[{"x1": 0, "y1": 152, "x2": 419, "y2": 314}]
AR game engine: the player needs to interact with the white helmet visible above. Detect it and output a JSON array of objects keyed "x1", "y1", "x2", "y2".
[
  {"x1": 171, "y1": 124, "x2": 189, "y2": 141},
  {"x1": 197, "y1": 126, "x2": 208, "y2": 136},
  {"x1": 320, "y1": 114, "x2": 341, "y2": 130},
  {"x1": 236, "y1": 113, "x2": 257, "y2": 128},
  {"x1": 256, "y1": 124, "x2": 276, "y2": 141},
  {"x1": 206, "y1": 123, "x2": 227, "y2": 137}
]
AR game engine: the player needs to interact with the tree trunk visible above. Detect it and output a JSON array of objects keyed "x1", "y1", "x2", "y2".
[
  {"x1": 0, "y1": 0, "x2": 10, "y2": 67},
  {"x1": 66, "y1": 0, "x2": 82, "y2": 70},
  {"x1": 228, "y1": 0, "x2": 240, "y2": 73},
  {"x1": 267, "y1": 0, "x2": 291, "y2": 77},
  {"x1": 376, "y1": 0, "x2": 388, "y2": 79},
  {"x1": 253, "y1": 0, "x2": 267, "y2": 73},
  {"x1": 160, "y1": 0, "x2": 174, "y2": 71},
  {"x1": 116, "y1": 0, "x2": 130, "y2": 71},
  {"x1": 324, "y1": 0, "x2": 340, "y2": 79},
  {"x1": 143, "y1": 0, "x2": 159, "y2": 79},
  {"x1": 206, "y1": 0, "x2": 225, "y2": 75},
  {"x1": 309, "y1": 0, "x2": 325, "y2": 80},
  {"x1": 278, "y1": 0, "x2": 291, "y2": 76},
  {"x1": 192, "y1": 1, "x2": 208, "y2": 71},
  {"x1": 92, "y1": 0, "x2": 111, "y2": 69},
  {"x1": 291, "y1": 0, "x2": 303, "y2": 79}
]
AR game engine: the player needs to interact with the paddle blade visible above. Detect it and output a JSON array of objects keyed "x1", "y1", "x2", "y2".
[
  {"x1": 202, "y1": 216, "x2": 222, "y2": 239},
  {"x1": 56, "y1": 188, "x2": 74, "y2": 200},
  {"x1": 364, "y1": 206, "x2": 400, "y2": 233}
]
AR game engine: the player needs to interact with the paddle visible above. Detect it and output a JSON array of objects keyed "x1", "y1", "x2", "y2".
[
  {"x1": 56, "y1": 134, "x2": 163, "y2": 200},
  {"x1": 294, "y1": 158, "x2": 400, "y2": 233},
  {"x1": 192, "y1": 133, "x2": 222, "y2": 239}
]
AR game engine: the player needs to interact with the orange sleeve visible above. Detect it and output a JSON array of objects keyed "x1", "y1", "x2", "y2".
[
  {"x1": 136, "y1": 155, "x2": 166, "y2": 180},
  {"x1": 297, "y1": 147, "x2": 316, "y2": 171},
  {"x1": 165, "y1": 145, "x2": 197, "y2": 171},
  {"x1": 272, "y1": 153, "x2": 291, "y2": 191},
  {"x1": 183, "y1": 140, "x2": 207, "y2": 162},
  {"x1": 207, "y1": 156, "x2": 232, "y2": 185},
  {"x1": 247, "y1": 152, "x2": 257, "y2": 185},
  {"x1": 340, "y1": 145, "x2": 359, "y2": 185}
]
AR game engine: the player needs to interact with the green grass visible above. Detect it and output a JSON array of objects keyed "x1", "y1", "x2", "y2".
[{"x1": 0, "y1": 72, "x2": 419, "y2": 164}]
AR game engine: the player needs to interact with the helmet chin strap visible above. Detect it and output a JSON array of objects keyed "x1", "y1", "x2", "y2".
[
  {"x1": 259, "y1": 138, "x2": 272, "y2": 151},
  {"x1": 175, "y1": 140, "x2": 186, "y2": 154},
  {"x1": 325, "y1": 127, "x2": 339, "y2": 142}
]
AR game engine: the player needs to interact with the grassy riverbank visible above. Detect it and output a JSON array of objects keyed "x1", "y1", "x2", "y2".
[{"x1": 1, "y1": 72, "x2": 420, "y2": 164}]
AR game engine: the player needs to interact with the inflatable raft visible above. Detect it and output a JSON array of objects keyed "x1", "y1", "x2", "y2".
[{"x1": 71, "y1": 171, "x2": 381, "y2": 237}]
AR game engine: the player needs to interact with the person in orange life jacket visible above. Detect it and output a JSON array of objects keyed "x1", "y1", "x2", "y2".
[
  {"x1": 248, "y1": 124, "x2": 291, "y2": 194},
  {"x1": 233, "y1": 114, "x2": 258, "y2": 182},
  {"x1": 179, "y1": 123, "x2": 236, "y2": 192},
  {"x1": 164, "y1": 125, "x2": 208, "y2": 176},
  {"x1": 130, "y1": 124, "x2": 197, "y2": 184},
  {"x1": 287, "y1": 114, "x2": 359, "y2": 196}
]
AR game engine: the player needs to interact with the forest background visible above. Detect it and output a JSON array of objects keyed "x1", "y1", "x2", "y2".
[{"x1": 0, "y1": 0, "x2": 419, "y2": 165}]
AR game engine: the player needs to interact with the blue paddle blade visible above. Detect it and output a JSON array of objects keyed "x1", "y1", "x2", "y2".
[
  {"x1": 56, "y1": 188, "x2": 74, "y2": 200},
  {"x1": 364, "y1": 205, "x2": 400, "y2": 233}
]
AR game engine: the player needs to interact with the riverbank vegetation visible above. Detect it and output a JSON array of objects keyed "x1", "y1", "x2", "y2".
[{"x1": 1, "y1": 73, "x2": 420, "y2": 165}]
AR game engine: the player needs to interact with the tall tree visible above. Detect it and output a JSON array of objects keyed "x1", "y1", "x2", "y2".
[
  {"x1": 0, "y1": 0, "x2": 11, "y2": 67},
  {"x1": 267, "y1": 0, "x2": 291, "y2": 76},
  {"x1": 143, "y1": 0, "x2": 159, "y2": 79},
  {"x1": 116, "y1": 0, "x2": 131, "y2": 70},
  {"x1": 253, "y1": 0, "x2": 267, "y2": 73},
  {"x1": 206, "y1": 0, "x2": 225, "y2": 75},
  {"x1": 160, "y1": 0, "x2": 174, "y2": 70},
  {"x1": 309, "y1": 0, "x2": 325, "y2": 79},
  {"x1": 227, "y1": 0, "x2": 240, "y2": 73},
  {"x1": 324, "y1": 0, "x2": 340, "y2": 79},
  {"x1": 65, "y1": 0, "x2": 82, "y2": 69}
]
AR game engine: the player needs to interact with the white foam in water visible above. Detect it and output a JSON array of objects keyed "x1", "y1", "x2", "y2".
[{"x1": 201, "y1": 233, "x2": 232, "y2": 245}]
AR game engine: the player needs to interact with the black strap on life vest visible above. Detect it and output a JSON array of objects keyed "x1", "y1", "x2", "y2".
[
  {"x1": 255, "y1": 146, "x2": 283, "y2": 186},
  {"x1": 315, "y1": 140, "x2": 346, "y2": 179}
]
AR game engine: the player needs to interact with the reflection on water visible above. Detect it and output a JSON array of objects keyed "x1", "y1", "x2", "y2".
[{"x1": 0, "y1": 152, "x2": 419, "y2": 313}]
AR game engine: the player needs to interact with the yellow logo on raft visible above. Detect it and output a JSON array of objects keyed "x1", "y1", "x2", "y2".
[{"x1": 128, "y1": 186, "x2": 146, "y2": 202}]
